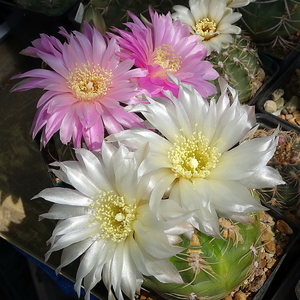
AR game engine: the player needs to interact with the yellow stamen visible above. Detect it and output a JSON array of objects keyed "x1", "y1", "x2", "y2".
[
  {"x1": 68, "y1": 62, "x2": 113, "y2": 101},
  {"x1": 89, "y1": 190, "x2": 136, "y2": 243},
  {"x1": 153, "y1": 44, "x2": 181, "y2": 77},
  {"x1": 195, "y1": 18, "x2": 218, "y2": 40},
  {"x1": 168, "y1": 131, "x2": 220, "y2": 181}
]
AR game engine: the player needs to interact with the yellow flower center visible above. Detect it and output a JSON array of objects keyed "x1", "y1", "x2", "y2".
[
  {"x1": 89, "y1": 190, "x2": 136, "y2": 243},
  {"x1": 68, "y1": 62, "x2": 113, "y2": 101},
  {"x1": 153, "y1": 44, "x2": 181, "y2": 77},
  {"x1": 195, "y1": 18, "x2": 218, "y2": 40},
  {"x1": 168, "y1": 131, "x2": 220, "y2": 181}
]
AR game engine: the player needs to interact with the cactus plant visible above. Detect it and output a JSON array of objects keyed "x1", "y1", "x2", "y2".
[
  {"x1": 143, "y1": 213, "x2": 262, "y2": 300},
  {"x1": 82, "y1": 0, "x2": 189, "y2": 30},
  {"x1": 237, "y1": 0, "x2": 300, "y2": 58},
  {"x1": 256, "y1": 129, "x2": 300, "y2": 208},
  {"x1": 207, "y1": 36, "x2": 265, "y2": 103}
]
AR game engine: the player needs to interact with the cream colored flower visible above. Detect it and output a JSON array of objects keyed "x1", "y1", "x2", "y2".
[
  {"x1": 33, "y1": 143, "x2": 189, "y2": 300},
  {"x1": 108, "y1": 77, "x2": 284, "y2": 237},
  {"x1": 172, "y1": 0, "x2": 242, "y2": 54}
]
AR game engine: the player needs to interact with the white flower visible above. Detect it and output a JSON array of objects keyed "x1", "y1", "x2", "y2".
[
  {"x1": 226, "y1": 0, "x2": 255, "y2": 8},
  {"x1": 172, "y1": 0, "x2": 242, "y2": 54},
  {"x1": 33, "y1": 142, "x2": 189, "y2": 300},
  {"x1": 107, "y1": 77, "x2": 285, "y2": 238}
]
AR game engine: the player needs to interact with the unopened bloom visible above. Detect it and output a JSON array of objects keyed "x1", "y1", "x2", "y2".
[
  {"x1": 172, "y1": 0, "x2": 242, "y2": 54},
  {"x1": 111, "y1": 9, "x2": 218, "y2": 98},
  {"x1": 33, "y1": 143, "x2": 188, "y2": 300},
  {"x1": 12, "y1": 23, "x2": 146, "y2": 151},
  {"x1": 108, "y1": 78, "x2": 284, "y2": 237}
]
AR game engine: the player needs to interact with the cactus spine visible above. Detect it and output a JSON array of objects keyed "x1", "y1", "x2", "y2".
[
  {"x1": 237, "y1": 0, "x2": 300, "y2": 58},
  {"x1": 143, "y1": 214, "x2": 261, "y2": 300}
]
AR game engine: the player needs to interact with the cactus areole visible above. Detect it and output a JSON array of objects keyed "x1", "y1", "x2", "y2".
[{"x1": 143, "y1": 213, "x2": 261, "y2": 300}]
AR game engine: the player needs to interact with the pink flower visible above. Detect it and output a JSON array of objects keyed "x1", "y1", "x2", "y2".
[
  {"x1": 111, "y1": 9, "x2": 219, "y2": 98},
  {"x1": 12, "y1": 23, "x2": 146, "y2": 151}
]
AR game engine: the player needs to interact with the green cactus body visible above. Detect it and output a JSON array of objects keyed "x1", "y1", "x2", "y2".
[
  {"x1": 237, "y1": 0, "x2": 300, "y2": 58},
  {"x1": 208, "y1": 37, "x2": 265, "y2": 103},
  {"x1": 143, "y1": 214, "x2": 261, "y2": 300},
  {"x1": 257, "y1": 130, "x2": 300, "y2": 208}
]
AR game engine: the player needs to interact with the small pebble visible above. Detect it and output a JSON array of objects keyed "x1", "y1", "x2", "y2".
[
  {"x1": 286, "y1": 114, "x2": 294, "y2": 120},
  {"x1": 285, "y1": 96, "x2": 300, "y2": 113},
  {"x1": 274, "y1": 97, "x2": 285, "y2": 109},
  {"x1": 266, "y1": 257, "x2": 276, "y2": 269},
  {"x1": 292, "y1": 110, "x2": 300, "y2": 116},
  {"x1": 276, "y1": 220, "x2": 293, "y2": 235},
  {"x1": 233, "y1": 291, "x2": 247, "y2": 300},
  {"x1": 264, "y1": 241, "x2": 276, "y2": 254},
  {"x1": 264, "y1": 100, "x2": 277, "y2": 113},
  {"x1": 271, "y1": 89, "x2": 284, "y2": 101}
]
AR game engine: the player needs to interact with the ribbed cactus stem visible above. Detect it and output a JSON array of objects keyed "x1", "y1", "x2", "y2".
[
  {"x1": 237, "y1": 0, "x2": 300, "y2": 57},
  {"x1": 207, "y1": 36, "x2": 265, "y2": 103},
  {"x1": 143, "y1": 213, "x2": 262, "y2": 300}
]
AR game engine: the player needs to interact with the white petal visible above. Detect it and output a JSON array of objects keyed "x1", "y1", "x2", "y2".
[
  {"x1": 40, "y1": 204, "x2": 89, "y2": 219},
  {"x1": 109, "y1": 243, "x2": 125, "y2": 300},
  {"x1": 151, "y1": 260, "x2": 184, "y2": 284},
  {"x1": 134, "y1": 220, "x2": 183, "y2": 259},
  {"x1": 52, "y1": 214, "x2": 91, "y2": 237},
  {"x1": 159, "y1": 199, "x2": 192, "y2": 224},
  {"x1": 176, "y1": 178, "x2": 211, "y2": 211},
  {"x1": 120, "y1": 241, "x2": 143, "y2": 300},
  {"x1": 148, "y1": 169, "x2": 176, "y2": 213},
  {"x1": 209, "y1": 179, "x2": 265, "y2": 217},
  {"x1": 75, "y1": 239, "x2": 111, "y2": 295},
  {"x1": 107, "y1": 128, "x2": 171, "y2": 156},
  {"x1": 50, "y1": 167, "x2": 72, "y2": 185},
  {"x1": 46, "y1": 225, "x2": 97, "y2": 255},
  {"x1": 239, "y1": 166, "x2": 285, "y2": 188},
  {"x1": 172, "y1": 5, "x2": 195, "y2": 27},
  {"x1": 33, "y1": 187, "x2": 92, "y2": 206},
  {"x1": 164, "y1": 220, "x2": 195, "y2": 236},
  {"x1": 55, "y1": 161, "x2": 100, "y2": 197},
  {"x1": 128, "y1": 235, "x2": 153, "y2": 276},
  {"x1": 133, "y1": 99, "x2": 182, "y2": 141},
  {"x1": 74, "y1": 148, "x2": 113, "y2": 191},
  {"x1": 210, "y1": 134, "x2": 278, "y2": 181},
  {"x1": 58, "y1": 237, "x2": 94, "y2": 271},
  {"x1": 211, "y1": 104, "x2": 255, "y2": 152},
  {"x1": 188, "y1": 200, "x2": 221, "y2": 238}
]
